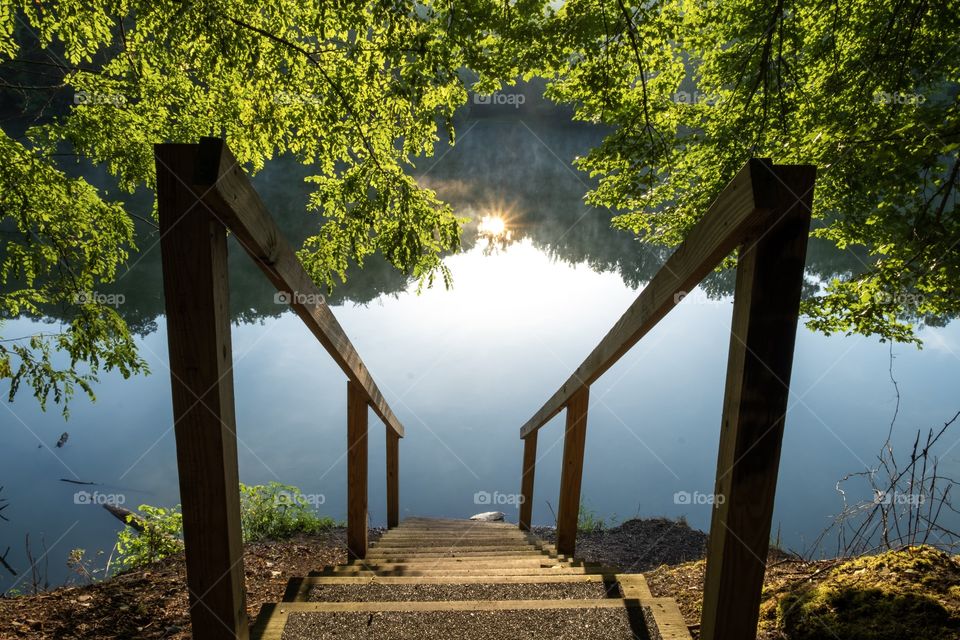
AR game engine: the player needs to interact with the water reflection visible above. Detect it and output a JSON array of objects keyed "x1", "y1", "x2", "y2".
[{"x1": 1, "y1": 117, "x2": 870, "y2": 336}]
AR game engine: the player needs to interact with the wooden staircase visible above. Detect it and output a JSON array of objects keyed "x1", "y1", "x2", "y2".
[{"x1": 250, "y1": 518, "x2": 691, "y2": 639}]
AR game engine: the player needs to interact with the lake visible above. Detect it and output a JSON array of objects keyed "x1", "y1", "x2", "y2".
[{"x1": 2, "y1": 108, "x2": 959, "y2": 591}]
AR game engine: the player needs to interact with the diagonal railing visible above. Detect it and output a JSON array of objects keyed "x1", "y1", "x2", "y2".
[
  {"x1": 156, "y1": 138, "x2": 403, "y2": 640},
  {"x1": 516, "y1": 158, "x2": 816, "y2": 640}
]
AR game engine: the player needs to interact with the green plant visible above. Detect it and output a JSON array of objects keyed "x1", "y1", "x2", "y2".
[
  {"x1": 114, "y1": 505, "x2": 183, "y2": 570},
  {"x1": 110, "y1": 483, "x2": 339, "y2": 571},
  {"x1": 67, "y1": 547, "x2": 114, "y2": 583},
  {"x1": 239, "y1": 482, "x2": 337, "y2": 542},
  {"x1": 577, "y1": 503, "x2": 607, "y2": 533}
]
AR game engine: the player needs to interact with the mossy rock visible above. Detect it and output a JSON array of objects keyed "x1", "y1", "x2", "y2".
[{"x1": 763, "y1": 546, "x2": 960, "y2": 640}]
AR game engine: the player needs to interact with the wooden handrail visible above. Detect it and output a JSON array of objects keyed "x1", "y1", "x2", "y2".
[
  {"x1": 519, "y1": 158, "x2": 777, "y2": 439},
  {"x1": 156, "y1": 140, "x2": 405, "y2": 639},
  {"x1": 193, "y1": 137, "x2": 404, "y2": 438},
  {"x1": 516, "y1": 158, "x2": 815, "y2": 640}
]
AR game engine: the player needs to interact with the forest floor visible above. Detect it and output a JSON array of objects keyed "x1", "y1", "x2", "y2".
[{"x1": 1, "y1": 519, "x2": 958, "y2": 639}]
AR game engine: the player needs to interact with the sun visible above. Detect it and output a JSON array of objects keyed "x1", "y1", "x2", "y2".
[{"x1": 477, "y1": 214, "x2": 507, "y2": 237}]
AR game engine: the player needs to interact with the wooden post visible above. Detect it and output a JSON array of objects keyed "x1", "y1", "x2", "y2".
[
  {"x1": 156, "y1": 144, "x2": 248, "y2": 640},
  {"x1": 700, "y1": 165, "x2": 815, "y2": 640},
  {"x1": 347, "y1": 380, "x2": 369, "y2": 559},
  {"x1": 518, "y1": 432, "x2": 538, "y2": 531},
  {"x1": 386, "y1": 426, "x2": 399, "y2": 529},
  {"x1": 555, "y1": 386, "x2": 590, "y2": 556}
]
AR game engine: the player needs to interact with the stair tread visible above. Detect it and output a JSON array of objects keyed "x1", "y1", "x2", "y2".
[
  {"x1": 254, "y1": 599, "x2": 659, "y2": 640},
  {"x1": 249, "y1": 519, "x2": 689, "y2": 640}
]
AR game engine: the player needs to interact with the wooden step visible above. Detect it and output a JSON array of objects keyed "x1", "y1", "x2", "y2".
[
  {"x1": 284, "y1": 573, "x2": 622, "y2": 600},
  {"x1": 300, "y1": 580, "x2": 618, "y2": 603},
  {"x1": 251, "y1": 598, "x2": 675, "y2": 640},
  {"x1": 311, "y1": 566, "x2": 616, "y2": 577},
  {"x1": 343, "y1": 559, "x2": 556, "y2": 570},
  {"x1": 364, "y1": 550, "x2": 545, "y2": 559}
]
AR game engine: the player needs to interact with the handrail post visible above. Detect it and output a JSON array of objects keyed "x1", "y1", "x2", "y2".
[
  {"x1": 518, "y1": 432, "x2": 537, "y2": 531},
  {"x1": 156, "y1": 144, "x2": 248, "y2": 640},
  {"x1": 386, "y1": 426, "x2": 399, "y2": 529},
  {"x1": 700, "y1": 165, "x2": 815, "y2": 640},
  {"x1": 555, "y1": 386, "x2": 590, "y2": 556},
  {"x1": 347, "y1": 380, "x2": 369, "y2": 560}
]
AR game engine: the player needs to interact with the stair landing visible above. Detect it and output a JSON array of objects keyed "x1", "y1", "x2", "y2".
[{"x1": 250, "y1": 517, "x2": 691, "y2": 640}]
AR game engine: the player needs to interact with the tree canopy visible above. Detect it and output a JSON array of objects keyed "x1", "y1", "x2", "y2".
[{"x1": 1, "y1": 0, "x2": 957, "y2": 413}]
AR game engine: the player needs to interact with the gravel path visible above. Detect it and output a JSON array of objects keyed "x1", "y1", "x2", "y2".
[
  {"x1": 306, "y1": 582, "x2": 616, "y2": 602},
  {"x1": 281, "y1": 607, "x2": 645, "y2": 639}
]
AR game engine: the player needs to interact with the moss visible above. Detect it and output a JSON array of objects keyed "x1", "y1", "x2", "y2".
[{"x1": 764, "y1": 547, "x2": 960, "y2": 640}]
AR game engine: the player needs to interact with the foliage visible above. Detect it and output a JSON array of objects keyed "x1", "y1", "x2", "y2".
[
  {"x1": 0, "y1": 0, "x2": 482, "y2": 411},
  {"x1": 112, "y1": 483, "x2": 337, "y2": 570},
  {"x1": 66, "y1": 547, "x2": 113, "y2": 584},
  {"x1": 533, "y1": 0, "x2": 960, "y2": 344},
  {"x1": 762, "y1": 546, "x2": 960, "y2": 640},
  {"x1": 239, "y1": 482, "x2": 338, "y2": 542},
  {"x1": 577, "y1": 503, "x2": 615, "y2": 533},
  {"x1": 114, "y1": 504, "x2": 183, "y2": 571}
]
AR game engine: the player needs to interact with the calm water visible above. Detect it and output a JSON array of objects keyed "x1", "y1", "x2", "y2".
[{"x1": 3, "y1": 112, "x2": 960, "y2": 590}]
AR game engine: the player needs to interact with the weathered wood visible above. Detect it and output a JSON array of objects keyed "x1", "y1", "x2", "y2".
[
  {"x1": 518, "y1": 431, "x2": 537, "y2": 531},
  {"x1": 346, "y1": 380, "x2": 369, "y2": 560},
  {"x1": 520, "y1": 159, "x2": 777, "y2": 438},
  {"x1": 699, "y1": 165, "x2": 815, "y2": 640},
  {"x1": 386, "y1": 427, "x2": 399, "y2": 529},
  {"x1": 555, "y1": 387, "x2": 590, "y2": 556},
  {"x1": 156, "y1": 144, "x2": 248, "y2": 640},
  {"x1": 192, "y1": 138, "x2": 403, "y2": 438}
]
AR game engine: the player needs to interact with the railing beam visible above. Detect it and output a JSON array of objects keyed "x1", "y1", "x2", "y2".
[
  {"x1": 386, "y1": 426, "x2": 399, "y2": 529},
  {"x1": 347, "y1": 380, "x2": 369, "y2": 560},
  {"x1": 156, "y1": 144, "x2": 248, "y2": 640},
  {"x1": 556, "y1": 386, "x2": 590, "y2": 556},
  {"x1": 700, "y1": 165, "x2": 815, "y2": 640},
  {"x1": 518, "y1": 431, "x2": 538, "y2": 531},
  {"x1": 193, "y1": 137, "x2": 404, "y2": 438},
  {"x1": 520, "y1": 158, "x2": 778, "y2": 439}
]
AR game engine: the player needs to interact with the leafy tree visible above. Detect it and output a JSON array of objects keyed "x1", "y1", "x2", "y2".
[
  {"x1": 535, "y1": 0, "x2": 960, "y2": 343},
  {"x1": 1, "y1": 0, "x2": 478, "y2": 412}
]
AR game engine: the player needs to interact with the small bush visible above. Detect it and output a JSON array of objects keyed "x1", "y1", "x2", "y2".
[
  {"x1": 240, "y1": 482, "x2": 337, "y2": 542},
  {"x1": 111, "y1": 483, "x2": 337, "y2": 570},
  {"x1": 115, "y1": 504, "x2": 183, "y2": 570}
]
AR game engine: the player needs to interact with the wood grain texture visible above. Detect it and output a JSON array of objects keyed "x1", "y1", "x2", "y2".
[
  {"x1": 192, "y1": 138, "x2": 403, "y2": 438},
  {"x1": 386, "y1": 427, "x2": 399, "y2": 529},
  {"x1": 518, "y1": 431, "x2": 538, "y2": 531},
  {"x1": 155, "y1": 144, "x2": 249, "y2": 640},
  {"x1": 520, "y1": 159, "x2": 776, "y2": 438},
  {"x1": 556, "y1": 386, "x2": 590, "y2": 556},
  {"x1": 346, "y1": 380, "x2": 369, "y2": 560},
  {"x1": 699, "y1": 165, "x2": 815, "y2": 640}
]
